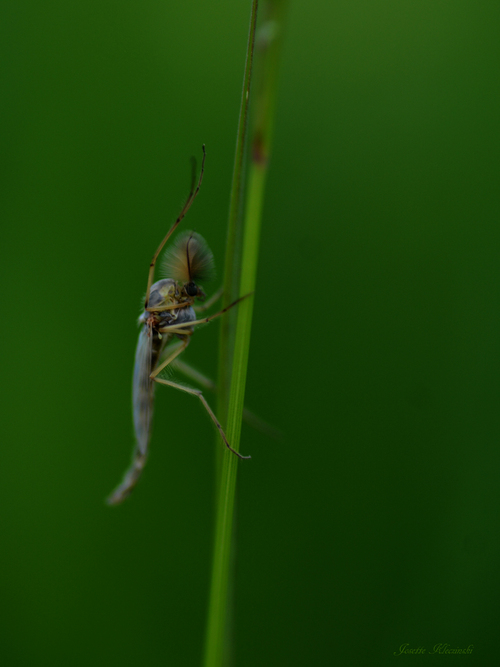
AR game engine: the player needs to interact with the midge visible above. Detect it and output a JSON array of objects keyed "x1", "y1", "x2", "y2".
[{"x1": 107, "y1": 146, "x2": 250, "y2": 506}]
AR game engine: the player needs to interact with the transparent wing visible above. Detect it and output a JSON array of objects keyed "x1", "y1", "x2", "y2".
[
  {"x1": 106, "y1": 447, "x2": 148, "y2": 506},
  {"x1": 132, "y1": 324, "x2": 155, "y2": 456},
  {"x1": 106, "y1": 323, "x2": 154, "y2": 505}
]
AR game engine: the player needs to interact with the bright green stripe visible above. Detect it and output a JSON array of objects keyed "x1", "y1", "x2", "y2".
[
  {"x1": 204, "y1": 2, "x2": 259, "y2": 666},
  {"x1": 204, "y1": 0, "x2": 288, "y2": 664}
]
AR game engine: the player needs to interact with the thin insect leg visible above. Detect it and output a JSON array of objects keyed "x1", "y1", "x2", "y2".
[
  {"x1": 150, "y1": 337, "x2": 190, "y2": 380},
  {"x1": 157, "y1": 327, "x2": 193, "y2": 337},
  {"x1": 145, "y1": 145, "x2": 206, "y2": 308},
  {"x1": 146, "y1": 300, "x2": 194, "y2": 313},
  {"x1": 194, "y1": 287, "x2": 223, "y2": 313},
  {"x1": 173, "y1": 359, "x2": 216, "y2": 391},
  {"x1": 241, "y1": 409, "x2": 283, "y2": 441},
  {"x1": 158, "y1": 338, "x2": 185, "y2": 363},
  {"x1": 158, "y1": 292, "x2": 252, "y2": 333},
  {"x1": 152, "y1": 376, "x2": 251, "y2": 460},
  {"x1": 175, "y1": 359, "x2": 282, "y2": 440}
]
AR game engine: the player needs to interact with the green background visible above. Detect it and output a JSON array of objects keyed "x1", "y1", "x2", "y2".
[{"x1": 2, "y1": 1, "x2": 499, "y2": 665}]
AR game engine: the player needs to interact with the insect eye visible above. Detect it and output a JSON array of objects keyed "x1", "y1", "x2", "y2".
[{"x1": 185, "y1": 282, "x2": 198, "y2": 297}]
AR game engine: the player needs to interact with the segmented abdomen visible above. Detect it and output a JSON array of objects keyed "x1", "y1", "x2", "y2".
[{"x1": 132, "y1": 326, "x2": 163, "y2": 456}]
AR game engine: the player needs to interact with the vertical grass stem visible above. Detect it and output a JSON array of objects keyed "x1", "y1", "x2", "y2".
[{"x1": 204, "y1": 2, "x2": 288, "y2": 665}]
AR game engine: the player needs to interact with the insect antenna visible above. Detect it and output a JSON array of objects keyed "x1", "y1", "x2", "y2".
[
  {"x1": 145, "y1": 145, "x2": 206, "y2": 307},
  {"x1": 186, "y1": 233, "x2": 194, "y2": 281},
  {"x1": 163, "y1": 231, "x2": 215, "y2": 284}
]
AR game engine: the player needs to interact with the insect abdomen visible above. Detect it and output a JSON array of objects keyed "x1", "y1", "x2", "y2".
[{"x1": 132, "y1": 327, "x2": 162, "y2": 456}]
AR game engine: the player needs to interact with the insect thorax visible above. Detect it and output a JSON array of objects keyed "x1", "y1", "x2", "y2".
[{"x1": 142, "y1": 278, "x2": 196, "y2": 333}]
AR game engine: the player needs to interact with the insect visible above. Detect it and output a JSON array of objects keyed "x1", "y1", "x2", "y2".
[{"x1": 107, "y1": 146, "x2": 250, "y2": 506}]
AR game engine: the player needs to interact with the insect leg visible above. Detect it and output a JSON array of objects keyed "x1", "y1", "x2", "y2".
[
  {"x1": 151, "y1": 375, "x2": 251, "y2": 460},
  {"x1": 173, "y1": 359, "x2": 216, "y2": 391},
  {"x1": 174, "y1": 359, "x2": 282, "y2": 440},
  {"x1": 194, "y1": 287, "x2": 223, "y2": 313},
  {"x1": 145, "y1": 145, "x2": 206, "y2": 308},
  {"x1": 146, "y1": 300, "x2": 193, "y2": 313},
  {"x1": 150, "y1": 337, "x2": 190, "y2": 380},
  {"x1": 158, "y1": 292, "x2": 252, "y2": 333}
]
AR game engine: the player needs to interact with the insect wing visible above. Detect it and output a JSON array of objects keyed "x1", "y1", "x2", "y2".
[
  {"x1": 106, "y1": 445, "x2": 147, "y2": 505},
  {"x1": 133, "y1": 322, "x2": 155, "y2": 456}
]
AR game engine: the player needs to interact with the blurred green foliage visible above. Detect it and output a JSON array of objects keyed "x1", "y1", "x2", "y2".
[{"x1": 1, "y1": 1, "x2": 499, "y2": 665}]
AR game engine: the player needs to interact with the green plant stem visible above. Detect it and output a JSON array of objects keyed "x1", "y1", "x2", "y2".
[
  {"x1": 217, "y1": 0, "x2": 259, "y2": 430},
  {"x1": 204, "y1": 2, "x2": 288, "y2": 666},
  {"x1": 203, "y1": 165, "x2": 266, "y2": 667},
  {"x1": 204, "y1": 4, "x2": 259, "y2": 665}
]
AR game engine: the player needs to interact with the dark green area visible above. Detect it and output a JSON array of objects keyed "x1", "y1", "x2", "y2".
[{"x1": 1, "y1": 1, "x2": 499, "y2": 665}]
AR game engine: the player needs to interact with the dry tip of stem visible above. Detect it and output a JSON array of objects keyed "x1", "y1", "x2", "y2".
[{"x1": 252, "y1": 131, "x2": 268, "y2": 167}]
